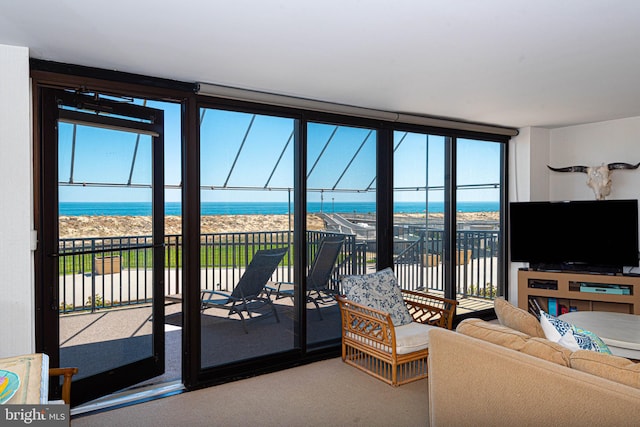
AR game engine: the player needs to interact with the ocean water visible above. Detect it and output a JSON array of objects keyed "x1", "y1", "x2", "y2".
[{"x1": 59, "y1": 201, "x2": 499, "y2": 216}]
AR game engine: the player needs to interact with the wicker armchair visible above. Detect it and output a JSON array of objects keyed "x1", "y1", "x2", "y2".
[{"x1": 336, "y1": 289, "x2": 457, "y2": 386}]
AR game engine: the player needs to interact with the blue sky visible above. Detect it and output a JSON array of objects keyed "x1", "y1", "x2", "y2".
[{"x1": 58, "y1": 99, "x2": 502, "y2": 205}]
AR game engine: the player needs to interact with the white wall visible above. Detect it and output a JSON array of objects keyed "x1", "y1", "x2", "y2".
[
  {"x1": 512, "y1": 117, "x2": 640, "y2": 205},
  {"x1": 549, "y1": 116, "x2": 640, "y2": 201},
  {"x1": 0, "y1": 44, "x2": 34, "y2": 357},
  {"x1": 509, "y1": 126, "x2": 551, "y2": 204}
]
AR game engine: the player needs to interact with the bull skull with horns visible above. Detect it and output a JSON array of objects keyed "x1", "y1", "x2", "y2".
[{"x1": 547, "y1": 162, "x2": 640, "y2": 200}]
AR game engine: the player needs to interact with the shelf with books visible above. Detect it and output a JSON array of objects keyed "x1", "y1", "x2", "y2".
[{"x1": 518, "y1": 269, "x2": 640, "y2": 316}]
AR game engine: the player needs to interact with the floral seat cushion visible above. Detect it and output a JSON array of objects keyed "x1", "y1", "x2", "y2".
[{"x1": 341, "y1": 267, "x2": 413, "y2": 326}]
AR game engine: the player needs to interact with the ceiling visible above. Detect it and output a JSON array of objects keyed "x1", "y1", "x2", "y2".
[{"x1": 2, "y1": 0, "x2": 640, "y2": 129}]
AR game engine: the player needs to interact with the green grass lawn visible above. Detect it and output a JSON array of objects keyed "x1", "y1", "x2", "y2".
[{"x1": 59, "y1": 243, "x2": 293, "y2": 274}]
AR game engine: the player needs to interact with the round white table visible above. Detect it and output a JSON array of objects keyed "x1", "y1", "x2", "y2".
[{"x1": 559, "y1": 311, "x2": 640, "y2": 360}]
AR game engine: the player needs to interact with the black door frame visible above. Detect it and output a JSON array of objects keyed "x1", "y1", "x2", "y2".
[
  {"x1": 36, "y1": 88, "x2": 166, "y2": 406},
  {"x1": 30, "y1": 59, "x2": 511, "y2": 398}
]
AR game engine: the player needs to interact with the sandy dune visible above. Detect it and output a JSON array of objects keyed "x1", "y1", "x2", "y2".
[
  {"x1": 59, "y1": 214, "x2": 323, "y2": 238},
  {"x1": 58, "y1": 212, "x2": 499, "y2": 238}
]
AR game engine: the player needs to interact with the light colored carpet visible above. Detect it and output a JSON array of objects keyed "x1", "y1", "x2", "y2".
[{"x1": 71, "y1": 357, "x2": 429, "y2": 427}]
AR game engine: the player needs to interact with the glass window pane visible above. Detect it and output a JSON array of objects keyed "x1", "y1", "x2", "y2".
[
  {"x1": 199, "y1": 108, "x2": 296, "y2": 368},
  {"x1": 58, "y1": 120, "x2": 155, "y2": 379},
  {"x1": 306, "y1": 123, "x2": 376, "y2": 348},
  {"x1": 456, "y1": 138, "x2": 504, "y2": 313},
  {"x1": 393, "y1": 132, "x2": 446, "y2": 292}
]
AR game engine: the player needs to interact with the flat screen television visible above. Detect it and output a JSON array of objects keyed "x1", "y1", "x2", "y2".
[{"x1": 509, "y1": 199, "x2": 639, "y2": 272}]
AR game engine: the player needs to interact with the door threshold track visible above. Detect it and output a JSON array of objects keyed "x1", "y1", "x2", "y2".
[{"x1": 71, "y1": 380, "x2": 184, "y2": 417}]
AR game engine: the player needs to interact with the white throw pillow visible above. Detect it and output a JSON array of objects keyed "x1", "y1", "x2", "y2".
[{"x1": 539, "y1": 311, "x2": 611, "y2": 353}]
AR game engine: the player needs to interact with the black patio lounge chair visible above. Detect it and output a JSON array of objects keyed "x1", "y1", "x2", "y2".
[
  {"x1": 200, "y1": 247, "x2": 288, "y2": 333},
  {"x1": 267, "y1": 236, "x2": 345, "y2": 319}
]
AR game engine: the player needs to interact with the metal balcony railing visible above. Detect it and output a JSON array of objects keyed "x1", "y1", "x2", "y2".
[
  {"x1": 393, "y1": 229, "x2": 501, "y2": 298},
  {"x1": 57, "y1": 228, "x2": 500, "y2": 314}
]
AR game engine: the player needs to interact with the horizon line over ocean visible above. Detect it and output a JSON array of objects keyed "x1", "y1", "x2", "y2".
[{"x1": 59, "y1": 201, "x2": 500, "y2": 216}]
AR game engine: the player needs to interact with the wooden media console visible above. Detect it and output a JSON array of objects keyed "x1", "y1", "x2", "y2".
[{"x1": 518, "y1": 269, "x2": 640, "y2": 315}]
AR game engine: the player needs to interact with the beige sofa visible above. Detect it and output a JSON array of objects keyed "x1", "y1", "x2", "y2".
[{"x1": 428, "y1": 310, "x2": 640, "y2": 426}]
